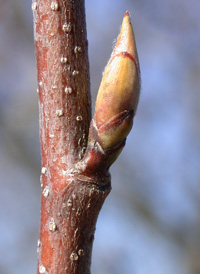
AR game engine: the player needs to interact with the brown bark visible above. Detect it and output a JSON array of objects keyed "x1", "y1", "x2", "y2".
[
  {"x1": 32, "y1": 0, "x2": 110, "y2": 273},
  {"x1": 33, "y1": 1, "x2": 140, "y2": 273}
]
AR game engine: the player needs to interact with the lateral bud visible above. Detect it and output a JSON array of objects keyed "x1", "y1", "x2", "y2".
[{"x1": 80, "y1": 12, "x2": 141, "y2": 173}]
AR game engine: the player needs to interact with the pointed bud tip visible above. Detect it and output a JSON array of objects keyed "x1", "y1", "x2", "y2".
[
  {"x1": 111, "y1": 11, "x2": 139, "y2": 71},
  {"x1": 122, "y1": 11, "x2": 132, "y2": 29},
  {"x1": 124, "y1": 11, "x2": 131, "y2": 21}
]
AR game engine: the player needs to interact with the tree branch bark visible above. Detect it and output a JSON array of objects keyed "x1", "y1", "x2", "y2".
[
  {"x1": 32, "y1": 1, "x2": 140, "y2": 273},
  {"x1": 33, "y1": 1, "x2": 110, "y2": 273}
]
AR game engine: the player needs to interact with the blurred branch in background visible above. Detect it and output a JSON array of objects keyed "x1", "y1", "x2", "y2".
[{"x1": 0, "y1": 0, "x2": 200, "y2": 273}]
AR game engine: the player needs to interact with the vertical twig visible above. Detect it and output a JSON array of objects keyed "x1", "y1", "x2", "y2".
[
  {"x1": 32, "y1": 0, "x2": 101, "y2": 273},
  {"x1": 32, "y1": 1, "x2": 140, "y2": 273}
]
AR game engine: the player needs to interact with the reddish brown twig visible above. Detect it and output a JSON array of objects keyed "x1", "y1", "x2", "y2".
[{"x1": 32, "y1": 1, "x2": 140, "y2": 273}]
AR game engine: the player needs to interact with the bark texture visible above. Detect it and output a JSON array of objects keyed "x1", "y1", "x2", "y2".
[{"x1": 33, "y1": 1, "x2": 111, "y2": 273}]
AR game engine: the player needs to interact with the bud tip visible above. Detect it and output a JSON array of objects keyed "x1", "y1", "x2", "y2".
[{"x1": 124, "y1": 11, "x2": 130, "y2": 18}]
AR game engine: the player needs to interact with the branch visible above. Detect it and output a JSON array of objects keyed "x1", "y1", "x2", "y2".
[
  {"x1": 32, "y1": 1, "x2": 140, "y2": 273},
  {"x1": 33, "y1": 0, "x2": 91, "y2": 169}
]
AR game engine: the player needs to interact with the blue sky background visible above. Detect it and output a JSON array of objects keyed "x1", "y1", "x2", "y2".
[{"x1": 0, "y1": 0, "x2": 200, "y2": 273}]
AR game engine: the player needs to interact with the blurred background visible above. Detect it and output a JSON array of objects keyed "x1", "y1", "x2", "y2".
[{"x1": 0, "y1": 0, "x2": 200, "y2": 273}]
